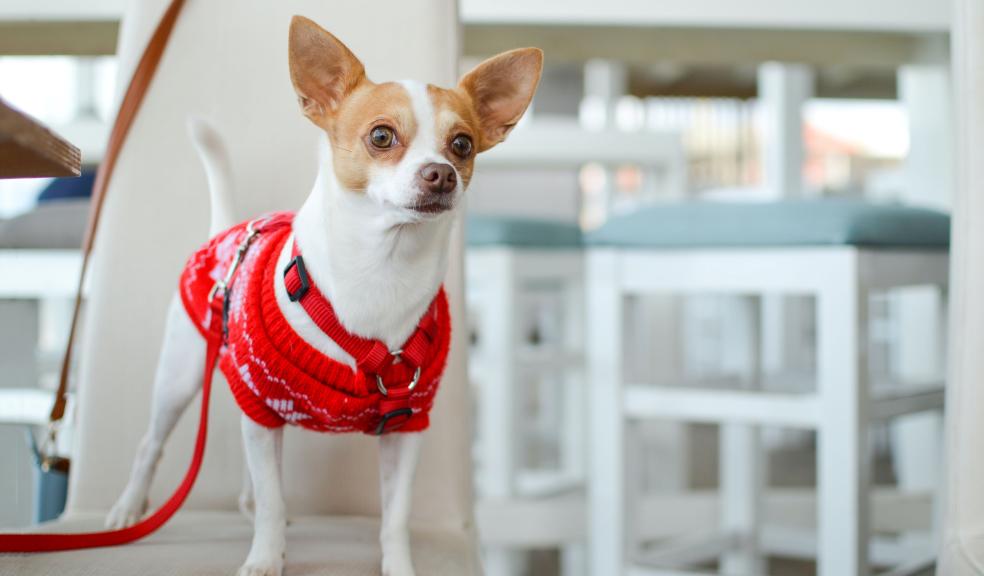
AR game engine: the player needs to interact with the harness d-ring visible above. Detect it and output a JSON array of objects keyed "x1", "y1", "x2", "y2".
[{"x1": 376, "y1": 366, "x2": 421, "y2": 396}]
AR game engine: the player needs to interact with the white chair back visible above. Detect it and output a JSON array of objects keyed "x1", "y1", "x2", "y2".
[{"x1": 67, "y1": 0, "x2": 473, "y2": 533}]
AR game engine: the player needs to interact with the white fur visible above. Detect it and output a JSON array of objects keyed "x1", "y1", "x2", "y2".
[{"x1": 108, "y1": 82, "x2": 454, "y2": 576}]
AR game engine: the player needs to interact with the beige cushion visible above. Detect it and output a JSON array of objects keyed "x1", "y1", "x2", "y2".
[{"x1": 1, "y1": 511, "x2": 480, "y2": 575}]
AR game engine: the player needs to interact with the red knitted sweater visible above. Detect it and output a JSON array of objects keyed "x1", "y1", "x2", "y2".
[{"x1": 179, "y1": 213, "x2": 451, "y2": 434}]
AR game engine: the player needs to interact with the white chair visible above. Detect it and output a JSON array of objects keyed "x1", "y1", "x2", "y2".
[
  {"x1": 0, "y1": 1, "x2": 480, "y2": 574},
  {"x1": 586, "y1": 199, "x2": 949, "y2": 576},
  {"x1": 466, "y1": 215, "x2": 585, "y2": 576}
]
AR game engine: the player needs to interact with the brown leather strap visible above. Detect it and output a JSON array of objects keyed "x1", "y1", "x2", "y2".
[{"x1": 49, "y1": 0, "x2": 187, "y2": 426}]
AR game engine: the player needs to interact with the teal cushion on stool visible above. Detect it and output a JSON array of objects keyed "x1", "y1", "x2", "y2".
[
  {"x1": 585, "y1": 199, "x2": 950, "y2": 249},
  {"x1": 467, "y1": 215, "x2": 582, "y2": 248}
]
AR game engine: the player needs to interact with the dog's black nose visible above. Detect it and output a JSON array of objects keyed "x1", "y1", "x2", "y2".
[{"x1": 417, "y1": 163, "x2": 457, "y2": 195}]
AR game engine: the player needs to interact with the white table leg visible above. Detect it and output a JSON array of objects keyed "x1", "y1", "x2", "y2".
[
  {"x1": 588, "y1": 250, "x2": 627, "y2": 576},
  {"x1": 480, "y1": 251, "x2": 524, "y2": 576},
  {"x1": 817, "y1": 258, "x2": 870, "y2": 576}
]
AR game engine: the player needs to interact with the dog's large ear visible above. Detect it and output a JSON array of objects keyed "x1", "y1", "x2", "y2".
[
  {"x1": 288, "y1": 16, "x2": 366, "y2": 124},
  {"x1": 459, "y1": 48, "x2": 543, "y2": 153}
]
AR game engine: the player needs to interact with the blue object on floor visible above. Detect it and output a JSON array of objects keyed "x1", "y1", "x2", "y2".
[
  {"x1": 585, "y1": 199, "x2": 951, "y2": 249},
  {"x1": 467, "y1": 215, "x2": 582, "y2": 248},
  {"x1": 27, "y1": 429, "x2": 68, "y2": 523}
]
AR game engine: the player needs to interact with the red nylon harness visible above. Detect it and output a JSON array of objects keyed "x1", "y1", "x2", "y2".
[
  {"x1": 0, "y1": 213, "x2": 451, "y2": 552},
  {"x1": 282, "y1": 242, "x2": 444, "y2": 434}
]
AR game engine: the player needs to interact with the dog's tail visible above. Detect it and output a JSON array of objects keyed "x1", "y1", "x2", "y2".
[{"x1": 188, "y1": 117, "x2": 236, "y2": 236}]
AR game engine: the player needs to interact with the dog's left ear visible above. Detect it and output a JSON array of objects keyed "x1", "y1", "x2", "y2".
[
  {"x1": 288, "y1": 16, "x2": 367, "y2": 124},
  {"x1": 459, "y1": 48, "x2": 543, "y2": 153}
]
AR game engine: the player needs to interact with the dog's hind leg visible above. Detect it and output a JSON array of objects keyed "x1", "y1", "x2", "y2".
[{"x1": 106, "y1": 295, "x2": 206, "y2": 528}]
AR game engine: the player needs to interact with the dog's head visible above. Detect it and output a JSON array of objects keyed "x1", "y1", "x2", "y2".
[{"x1": 288, "y1": 16, "x2": 542, "y2": 220}]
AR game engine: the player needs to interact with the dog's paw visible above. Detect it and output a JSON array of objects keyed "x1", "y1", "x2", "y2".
[
  {"x1": 381, "y1": 537, "x2": 415, "y2": 576},
  {"x1": 105, "y1": 493, "x2": 148, "y2": 529},
  {"x1": 382, "y1": 554, "x2": 416, "y2": 576},
  {"x1": 236, "y1": 559, "x2": 283, "y2": 576}
]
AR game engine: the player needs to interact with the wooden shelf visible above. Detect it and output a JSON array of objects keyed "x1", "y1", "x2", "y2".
[{"x1": 0, "y1": 98, "x2": 82, "y2": 179}]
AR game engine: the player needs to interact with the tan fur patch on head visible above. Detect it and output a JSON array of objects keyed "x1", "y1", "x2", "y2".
[
  {"x1": 427, "y1": 85, "x2": 482, "y2": 188},
  {"x1": 324, "y1": 82, "x2": 417, "y2": 192}
]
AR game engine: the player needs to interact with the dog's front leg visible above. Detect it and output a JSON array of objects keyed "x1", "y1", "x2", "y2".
[
  {"x1": 379, "y1": 432, "x2": 423, "y2": 576},
  {"x1": 238, "y1": 416, "x2": 286, "y2": 576}
]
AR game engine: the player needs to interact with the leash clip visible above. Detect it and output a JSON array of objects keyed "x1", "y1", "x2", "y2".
[
  {"x1": 208, "y1": 219, "x2": 262, "y2": 303},
  {"x1": 376, "y1": 366, "x2": 421, "y2": 397}
]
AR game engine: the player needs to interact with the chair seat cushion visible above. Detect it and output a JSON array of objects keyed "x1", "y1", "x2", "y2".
[
  {"x1": 467, "y1": 215, "x2": 582, "y2": 248},
  {"x1": 0, "y1": 511, "x2": 478, "y2": 576},
  {"x1": 585, "y1": 199, "x2": 950, "y2": 249}
]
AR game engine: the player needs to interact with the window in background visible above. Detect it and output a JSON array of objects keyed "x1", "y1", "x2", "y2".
[{"x1": 803, "y1": 99, "x2": 909, "y2": 198}]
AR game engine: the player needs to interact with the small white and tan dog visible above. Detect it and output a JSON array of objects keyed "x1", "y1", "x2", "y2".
[{"x1": 105, "y1": 15, "x2": 542, "y2": 576}]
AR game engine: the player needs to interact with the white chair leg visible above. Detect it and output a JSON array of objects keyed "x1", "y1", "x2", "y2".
[
  {"x1": 721, "y1": 297, "x2": 764, "y2": 574},
  {"x1": 587, "y1": 250, "x2": 627, "y2": 576},
  {"x1": 720, "y1": 423, "x2": 764, "y2": 575},
  {"x1": 817, "y1": 262, "x2": 870, "y2": 576},
  {"x1": 562, "y1": 264, "x2": 587, "y2": 576},
  {"x1": 891, "y1": 412, "x2": 941, "y2": 552},
  {"x1": 562, "y1": 545, "x2": 588, "y2": 576},
  {"x1": 480, "y1": 251, "x2": 524, "y2": 576},
  {"x1": 890, "y1": 284, "x2": 946, "y2": 559}
]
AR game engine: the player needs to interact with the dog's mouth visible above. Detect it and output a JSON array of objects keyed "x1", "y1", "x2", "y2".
[{"x1": 410, "y1": 199, "x2": 453, "y2": 215}]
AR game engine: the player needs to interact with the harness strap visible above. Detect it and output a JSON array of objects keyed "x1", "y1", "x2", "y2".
[
  {"x1": 283, "y1": 241, "x2": 440, "y2": 376},
  {"x1": 283, "y1": 240, "x2": 442, "y2": 434}
]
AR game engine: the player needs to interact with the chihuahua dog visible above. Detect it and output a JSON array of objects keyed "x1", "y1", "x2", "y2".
[{"x1": 105, "y1": 15, "x2": 541, "y2": 576}]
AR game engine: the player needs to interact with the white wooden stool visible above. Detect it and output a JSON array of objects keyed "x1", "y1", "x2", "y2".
[
  {"x1": 585, "y1": 199, "x2": 949, "y2": 576},
  {"x1": 466, "y1": 215, "x2": 585, "y2": 576}
]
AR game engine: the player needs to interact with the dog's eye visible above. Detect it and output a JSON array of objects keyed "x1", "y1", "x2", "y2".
[
  {"x1": 369, "y1": 126, "x2": 396, "y2": 149},
  {"x1": 450, "y1": 134, "x2": 473, "y2": 158}
]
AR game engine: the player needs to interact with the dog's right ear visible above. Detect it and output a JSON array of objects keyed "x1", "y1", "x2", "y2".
[{"x1": 288, "y1": 16, "x2": 366, "y2": 124}]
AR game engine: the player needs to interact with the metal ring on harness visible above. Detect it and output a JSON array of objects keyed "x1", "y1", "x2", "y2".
[{"x1": 376, "y1": 366, "x2": 421, "y2": 396}]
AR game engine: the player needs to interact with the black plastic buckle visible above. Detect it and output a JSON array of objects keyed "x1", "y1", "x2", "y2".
[
  {"x1": 221, "y1": 291, "x2": 232, "y2": 340},
  {"x1": 284, "y1": 255, "x2": 310, "y2": 302},
  {"x1": 374, "y1": 408, "x2": 413, "y2": 435}
]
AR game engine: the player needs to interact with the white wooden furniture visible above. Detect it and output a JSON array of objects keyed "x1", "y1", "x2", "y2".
[
  {"x1": 586, "y1": 199, "x2": 949, "y2": 576},
  {"x1": 0, "y1": 249, "x2": 81, "y2": 463},
  {"x1": 466, "y1": 215, "x2": 585, "y2": 576}
]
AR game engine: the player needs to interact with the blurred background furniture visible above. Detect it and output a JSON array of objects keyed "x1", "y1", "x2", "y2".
[
  {"x1": 0, "y1": 111, "x2": 84, "y2": 527},
  {"x1": 0, "y1": 1, "x2": 481, "y2": 575},
  {"x1": 467, "y1": 215, "x2": 585, "y2": 576},
  {"x1": 586, "y1": 199, "x2": 949, "y2": 576}
]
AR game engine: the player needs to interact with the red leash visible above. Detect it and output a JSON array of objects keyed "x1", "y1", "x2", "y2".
[{"x1": 0, "y1": 299, "x2": 223, "y2": 552}]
